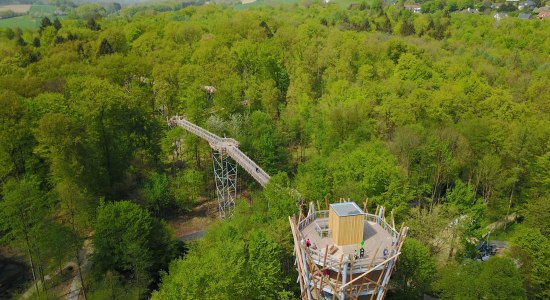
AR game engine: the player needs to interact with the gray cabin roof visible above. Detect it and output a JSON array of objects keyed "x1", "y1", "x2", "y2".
[{"x1": 330, "y1": 202, "x2": 364, "y2": 217}]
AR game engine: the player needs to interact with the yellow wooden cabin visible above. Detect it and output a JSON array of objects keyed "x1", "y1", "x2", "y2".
[{"x1": 328, "y1": 202, "x2": 365, "y2": 246}]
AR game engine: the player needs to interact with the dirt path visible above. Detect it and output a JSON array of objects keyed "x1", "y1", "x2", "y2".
[
  {"x1": 168, "y1": 197, "x2": 218, "y2": 239},
  {"x1": 20, "y1": 261, "x2": 77, "y2": 299},
  {"x1": 66, "y1": 240, "x2": 93, "y2": 300}
]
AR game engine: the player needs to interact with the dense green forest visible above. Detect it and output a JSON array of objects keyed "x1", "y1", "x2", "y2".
[{"x1": 0, "y1": 0, "x2": 549, "y2": 299}]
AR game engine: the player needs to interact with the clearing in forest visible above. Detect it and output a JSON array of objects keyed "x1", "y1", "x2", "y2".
[{"x1": 168, "y1": 198, "x2": 218, "y2": 239}]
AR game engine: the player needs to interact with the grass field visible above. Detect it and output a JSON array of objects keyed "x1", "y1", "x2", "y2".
[
  {"x1": 0, "y1": 15, "x2": 40, "y2": 29},
  {"x1": 0, "y1": 5, "x2": 59, "y2": 29},
  {"x1": 233, "y1": 0, "x2": 360, "y2": 10},
  {"x1": 233, "y1": 0, "x2": 301, "y2": 10},
  {"x1": 28, "y1": 5, "x2": 58, "y2": 14}
]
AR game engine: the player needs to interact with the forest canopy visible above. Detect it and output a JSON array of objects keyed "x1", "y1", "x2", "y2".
[{"x1": 0, "y1": 0, "x2": 549, "y2": 299}]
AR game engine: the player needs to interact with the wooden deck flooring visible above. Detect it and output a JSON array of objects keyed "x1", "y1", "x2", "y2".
[{"x1": 301, "y1": 219, "x2": 395, "y2": 267}]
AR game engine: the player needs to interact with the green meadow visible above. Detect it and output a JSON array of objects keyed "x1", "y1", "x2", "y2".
[{"x1": 0, "y1": 5, "x2": 59, "y2": 29}]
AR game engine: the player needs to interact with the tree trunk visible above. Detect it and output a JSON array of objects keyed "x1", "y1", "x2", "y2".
[
  {"x1": 33, "y1": 245, "x2": 47, "y2": 291},
  {"x1": 194, "y1": 143, "x2": 201, "y2": 169},
  {"x1": 98, "y1": 109, "x2": 112, "y2": 190},
  {"x1": 76, "y1": 248, "x2": 87, "y2": 300},
  {"x1": 504, "y1": 187, "x2": 515, "y2": 230},
  {"x1": 70, "y1": 207, "x2": 87, "y2": 300},
  {"x1": 24, "y1": 231, "x2": 40, "y2": 296},
  {"x1": 110, "y1": 273, "x2": 116, "y2": 300},
  {"x1": 448, "y1": 228, "x2": 457, "y2": 261}
]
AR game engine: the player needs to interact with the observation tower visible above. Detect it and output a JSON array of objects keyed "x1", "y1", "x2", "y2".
[{"x1": 289, "y1": 201, "x2": 408, "y2": 300}]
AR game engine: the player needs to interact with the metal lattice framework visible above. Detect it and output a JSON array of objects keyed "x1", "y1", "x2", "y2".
[
  {"x1": 170, "y1": 116, "x2": 270, "y2": 218},
  {"x1": 211, "y1": 149, "x2": 237, "y2": 219}
]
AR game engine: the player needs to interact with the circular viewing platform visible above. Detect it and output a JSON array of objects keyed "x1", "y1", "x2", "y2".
[
  {"x1": 290, "y1": 202, "x2": 407, "y2": 300},
  {"x1": 298, "y1": 211, "x2": 398, "y2": 273}
]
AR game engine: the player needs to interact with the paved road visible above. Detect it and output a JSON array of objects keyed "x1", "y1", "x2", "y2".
[{"x1": 178, "y1": 230, "x2": 207, "y2": 242}]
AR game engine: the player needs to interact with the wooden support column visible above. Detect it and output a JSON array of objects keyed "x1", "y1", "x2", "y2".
[{"x1": 289, "y1": 217, "x2": 312, "y2": 300}]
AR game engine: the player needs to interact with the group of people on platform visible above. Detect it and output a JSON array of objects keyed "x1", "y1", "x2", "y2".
[
  {"x1": 305, "y1": 238, "x2": 390, "y2": 261},
  {"x1": 353, "y1": 247, "x2": 365, "y2": 260}
]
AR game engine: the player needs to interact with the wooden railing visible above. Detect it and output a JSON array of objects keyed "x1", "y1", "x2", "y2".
[
  {"x1": 298, "y1": 209, "x2": 399, "y2": 239},
  {"x1": 364, "y1": 213, "x2": 399, "y2": 238},
  {"x1": 309, "y1": 275, "x2": 375, "y2": 296}
]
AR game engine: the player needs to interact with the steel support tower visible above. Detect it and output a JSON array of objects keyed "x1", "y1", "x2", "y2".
[{"x1": 211, "y1": 149, "x2": 237, "y2": 219}]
